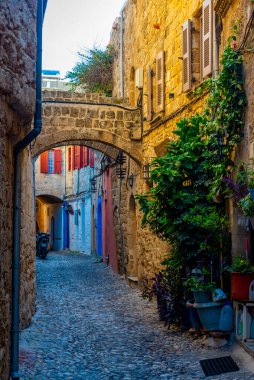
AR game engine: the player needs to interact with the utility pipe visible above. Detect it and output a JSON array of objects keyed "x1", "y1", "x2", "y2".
[
  {"x1": 10, "y1": 1, "x2": 47, "y2": 378},
  {"x1": 120, "y1": 1, "x2": 128, "y2": 97}
]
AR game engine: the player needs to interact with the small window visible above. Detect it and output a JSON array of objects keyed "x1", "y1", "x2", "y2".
[{"x1": 48, "y1": 151, "x2": 54, "y2": 173}]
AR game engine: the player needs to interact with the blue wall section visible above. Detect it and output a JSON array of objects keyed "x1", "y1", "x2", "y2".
[
  {"x1": 97, "y1": 196, "x2": 103, "y2": 257},
  {"x1": 63, "y1": 203, "x2": 69, "y2": 249},
  {"x1": 54, "y1": 206, "x2": 63, "y2": 250}
]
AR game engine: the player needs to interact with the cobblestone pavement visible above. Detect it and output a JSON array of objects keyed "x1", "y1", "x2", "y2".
[{"x1": 20, "y1": 252, "x2": 254, "y2": 380}]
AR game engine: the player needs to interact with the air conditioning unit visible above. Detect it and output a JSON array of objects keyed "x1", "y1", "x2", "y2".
[{"x1": 135, "y1": 68, "x2": 143, "y2": 88}]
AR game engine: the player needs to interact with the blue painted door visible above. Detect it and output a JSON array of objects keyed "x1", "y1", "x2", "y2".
[
  {"x1": 63, "y1": 205, "x2": 69, "y2": 249},
  {"x1": 97, "y1": 197, "x2": 102, "y2": 257}
]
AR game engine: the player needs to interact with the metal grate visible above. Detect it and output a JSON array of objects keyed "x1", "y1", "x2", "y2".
[{"x1": 200, "y1": 356, "x2": 239, "y2": 377}]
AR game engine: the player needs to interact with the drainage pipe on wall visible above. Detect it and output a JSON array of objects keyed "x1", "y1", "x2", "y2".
[
  {"x1": 10, "y1": 1, "x2": 47, "y2": 378},
  {"x1": 120, "y1": 1, "x2": 127, "y2": 97}
]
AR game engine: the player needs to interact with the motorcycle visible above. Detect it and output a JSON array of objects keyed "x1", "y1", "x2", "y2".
[{"x1": 36, "y1": 231, "x2": 50, "y2": 259}]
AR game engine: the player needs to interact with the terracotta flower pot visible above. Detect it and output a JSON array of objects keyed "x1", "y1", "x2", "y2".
[{"x1": 231, "y1": 272, "x2": 254, "y2": 300}]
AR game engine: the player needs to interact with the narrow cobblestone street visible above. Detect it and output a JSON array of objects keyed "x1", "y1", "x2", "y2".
[{"x1": 20, "y1": 252, "x2": 254, "y2": 380}]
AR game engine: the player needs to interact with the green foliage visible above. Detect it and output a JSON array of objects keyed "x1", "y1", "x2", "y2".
[
  {"x1": 65, "y1": 45, "x2": 114, "y2": 95},
  {"x1": 228, "y1": 256, "x2": 254, "y2": 273},
  {"x1": 137, "y1": 39, "x2": 246, "y2": 274},
  {"x1": 237, "y1": 193, "x2": 254, "y2": 216},
  {"x1": 183, "y1": 276, "x2": 216, "y2": 292}
]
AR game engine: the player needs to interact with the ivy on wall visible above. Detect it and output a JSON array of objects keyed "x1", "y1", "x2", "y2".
[{"x1": 137, "y1": 37, "x2": 247, "y2": 324}]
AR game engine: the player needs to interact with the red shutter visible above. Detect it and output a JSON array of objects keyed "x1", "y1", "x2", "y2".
[
  {"x1": 83, "y1": 147, "x2": 89, "y2": 166},
  {"x1": 80, "y1": 146, "x2": 84, "y2": 168},
  {"x1": 68, "y1": 147, "x2": 72, "y2": 171},
  {"x1": 90, "y1": 150, "x2": 94, "y2": 168},
  {"x1": 74, "y1": 146, "x2": 81, "y2": 170},
  {"x1": 54, "y1": 149, "x2": 62, "y2": 174},
  {"x1": 72, "y1": 146, "x2": 75, "y2": 170},
  {"x1": 40, "y1": 151, "x2": 48, "y2": 173}
]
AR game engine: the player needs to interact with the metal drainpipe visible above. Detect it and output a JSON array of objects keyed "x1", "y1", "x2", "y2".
[
  {"x1": 120, "y1": 2, "x2": 127, "y2": 97},
  {"x1": 118, "y1": 176, "x2": 126, "y2": 276},
  {"x1": 10, "y1": 1, "x2": 46, "y2": 378}
]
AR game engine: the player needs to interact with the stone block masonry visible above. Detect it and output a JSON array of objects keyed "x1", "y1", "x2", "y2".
[{"x1": 0, "y1": 1, "x2": 37, "y2": 379}]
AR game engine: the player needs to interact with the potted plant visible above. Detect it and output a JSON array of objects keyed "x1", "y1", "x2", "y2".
[
  {"x1": 228, "y1": 256, "x2": 254, "y2": 300},
  {"x1": 183, "y1": 274, "x2": 215, "y2": 303}
]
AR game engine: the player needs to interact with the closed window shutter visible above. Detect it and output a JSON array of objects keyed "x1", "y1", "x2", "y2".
[
  {"x1": 68, "y1": 147, "x2": 72, "y2": 171},
  {"x1": 80, "y1": 146, "x2": 84, "y2": 168},
  {"x1": 40, "y1": 151, "x2": 48, "y2": 173},
  {"x1": 156, "y1": 51, "x2": 165, "y2": 113},
  {"x1": 146, "y1": 65, "x2": 152, "y2": 121},
  {"x1": 54, "y1": 149, "x2": 62, "y2": 174},
  {"x1": 182, "y1": 20, "x2": 192, "y2": 92},
  {"x1": 83, "y1": 147, "x2": 89, "y2": 166},
  {"x1": 74, "y1": 146, "x2": 81, "y2": 170},
  {"x1": 202, "y1": 0, "x2": 213, "y2": 79},
  {"x1": 90, "y1": 150, "x2": 95, "y2": 168}
]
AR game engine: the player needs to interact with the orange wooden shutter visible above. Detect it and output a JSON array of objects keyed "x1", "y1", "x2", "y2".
[
  {"x1": 54, "y1": 149, "x2": 62, "y2": 174},
  {"x1": 90, "y1": 150, "x2": 94, "y2": 168},
  {"x1": 146, "y1": 65, "x2": 152, "y2": 121},
  {"x1": 156, "y1": 50, "x2": 165, "y2": 112},
  {"x1": 40, "y1": 151, "x2": 48, "y2": 173},
  {"x1": 80, "y1": 146, "x2": 84, "y2": 167},
  {"x1": 202, "y1": 0, "x2": 213, "y2": 79},
  {"x1": 182, "y1": 20, "x2": 192, "y2": 92},
  {"x1": 68, "y1": 147, "x2": 72, "y2": 171}
]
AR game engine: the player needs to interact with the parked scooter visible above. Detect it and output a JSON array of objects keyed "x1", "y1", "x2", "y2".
[{"x1": 36, "y1": 231, "x2": 50, "y2": 259}]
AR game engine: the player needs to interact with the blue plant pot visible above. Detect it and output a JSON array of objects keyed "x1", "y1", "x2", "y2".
[
  {"x1": 192, "y1": 289, "x2": 212, "y2": 303},
  {"x1": 194, "y1": 301, "x2": 225, "y2": 331}
]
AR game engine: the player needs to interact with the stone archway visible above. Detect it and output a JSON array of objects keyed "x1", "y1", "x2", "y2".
[{"x1": 31, "y1": 90, "x2": 142, "y2": 163}]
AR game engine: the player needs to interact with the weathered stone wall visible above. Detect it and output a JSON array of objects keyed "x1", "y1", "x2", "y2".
[
  {"x1": 31, "y1": 90, "x2": 142, "y2": 163},
  {"x1": 35, "y1": 147, "x2": 65, "y2": 200},
  {"x1": 0, "y1": 1, "x2": 37, "y2": 378},
  {"x1": 111, "y1": 0, "x2": 254, "y2": 279}
]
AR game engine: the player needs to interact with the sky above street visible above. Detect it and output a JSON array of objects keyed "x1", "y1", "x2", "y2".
[{"x1": 43, "y1": 0, "x2": 126, "y2": 78}]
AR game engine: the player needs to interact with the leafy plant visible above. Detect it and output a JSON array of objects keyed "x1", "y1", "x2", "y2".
[
  {"x1": 137, "y1": 36, "x2": 246, "y2": 322},
  {"x1": 183, "y1": 274, "x2": 216, "y2": 293},
  {"x1": 228, "y1": 256, "x2": 254, "y2": 273},
  {"x1": 65, "y1": 45, "x2": 114, "y2": 95},
  {"x1": 237, "y1": 193, "x2": 254, "y2": 216},
  {"x1": 148, "y1": 257, "x2": 184, "y2": 327}
]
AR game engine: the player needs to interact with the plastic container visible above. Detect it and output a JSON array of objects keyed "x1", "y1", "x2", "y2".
[
  {"x1": 237, "y1": 310, "x2": 243, "y2": 336},
  {"x1": 192, "y1": 289, "x2": 212, "y2": 303},
  {"x1": 194, "y1": 301, "x2": 225, "y2": 331},
  {"x1": 231, "y1": 272, "x2": 254, "y2": 300},
  {"x1": 186, "y1": 300, "x2": 202, "y2": 331},
  {"x1": 249, "y1": 280, "x2": 254, "y2": 301},
  {"x1": 219, "y1": 301, "x2": 233, "y2": 332}
]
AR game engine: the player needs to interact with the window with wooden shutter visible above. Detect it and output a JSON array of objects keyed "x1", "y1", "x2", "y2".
[
  {"x1": 202, "y1": 0, "x2": 213, "y2": 79},
  {"x1": 156, "y1": 51, "x2": 165, "y2": 113},
  {"x1": 146, "y1": 66, "x2": 152, "y2": 121},
  {"x1": 40, "y1": 151, "x2": 48, "y2": 173},
  {"x1": 68, "y1": 147, "x2": 72, "y2": 171},
  {"x1": 54, "y1": 149, "x2": 62, "y2": 174},
  {"x1": 83, "y1": 147, "x2": 89, "y2": 166},
  {"x1": 80, "y1": 146, "x2": 84, "y2": 168},
  {"x1": 90, "y1": 150, "x2": 95, "y2": 168},
  {"x1": 182, "y1": 20, "x2": 192, "y2": 92}
]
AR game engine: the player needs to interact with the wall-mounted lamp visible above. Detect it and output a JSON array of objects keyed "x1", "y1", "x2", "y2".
[
  {"x1": 127, "y1": 174, "x2": 134, "y2": 187},
  {"x1": 90, "y1": 178, "x2": 97, "y2": 193},
  {"x1": 143, "y1": 164, "x2": 151, "y2": 181}
]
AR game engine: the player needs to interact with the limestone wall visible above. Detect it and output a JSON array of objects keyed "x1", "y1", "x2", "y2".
[
  {"x1": 111, "y1": 0, "x2": 254, "y2": 280},
  {"x1": 0, "y1": 1, "x2": 37, "y2": 378}
]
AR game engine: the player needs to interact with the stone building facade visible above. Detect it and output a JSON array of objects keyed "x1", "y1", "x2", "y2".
[
  {"x1": 0, "y1": 2, "x2": 38, "y2": 378},
  {"x1": 110, "y1": 0, "x2": 254, "y2": 275}
]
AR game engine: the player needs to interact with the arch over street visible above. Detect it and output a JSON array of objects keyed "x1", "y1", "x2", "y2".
[{"x1": 31, "y1": 90, "x2": 143, "y2": 163}]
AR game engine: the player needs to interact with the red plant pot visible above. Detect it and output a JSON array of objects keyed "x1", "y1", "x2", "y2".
[{"x1": 231, "y1": 272, "x2": 254, "y2": 300}]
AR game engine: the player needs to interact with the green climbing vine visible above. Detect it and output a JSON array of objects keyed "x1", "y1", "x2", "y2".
[{"x1": 137, "y1": 36, "x2": 247, "y2": 325}]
